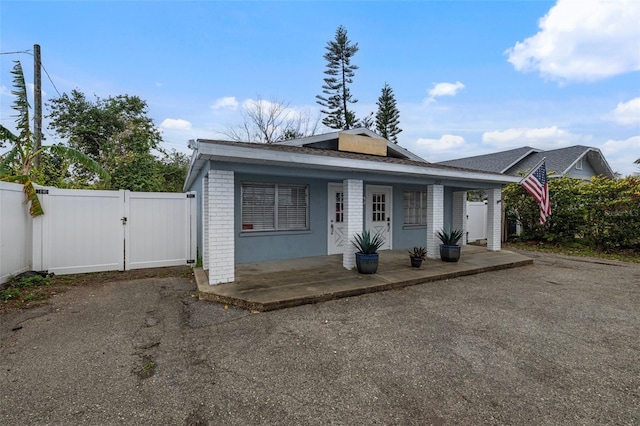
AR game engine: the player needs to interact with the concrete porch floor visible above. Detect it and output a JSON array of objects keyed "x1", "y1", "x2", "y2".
[{"x1": 195, "y1": 245, "x2": 533, "y2": 312}]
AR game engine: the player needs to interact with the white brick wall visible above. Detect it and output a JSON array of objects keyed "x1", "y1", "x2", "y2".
[
  {"x1": 426, "y1": 184, "x2": 444, "y2": 259},
  {"x1": 343, "y1": 179, "x2": 363, "y2": 270},
  {"x1": 202, "y1": 175, "x2": 209, "y2": 271},
  {"x1": 486, "y1": 188, "x2": 502, "y2": 251},
  {"x1": 207, "y1": 170, "x2": 235, "y2": 284},
  {"x1": 452, "y1": 191, "x2": 468, "y2": 246}
]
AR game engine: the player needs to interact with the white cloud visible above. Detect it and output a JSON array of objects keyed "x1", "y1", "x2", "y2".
[
  {"x1": 603, "y1": 97, "x2": 640, "y2": 127},
  {"x1": 482, "y1": 126, "x2": 585, "y2": 149},
  {"x1": 242, "y1": 98, "x2": 302, "y2": 121},
  {"x1": 601, "y1": 135, "x2": 640, "y2": 176},
  {"x1": 211, "y1": 96, "x2": 239, "y2": 110},
  {"x1": 415, "y1": 134, "x2": 467, "y2": 152},
  {"x1": 506, "y1": 0, "x2": 640, "y2": 83},
  {"x1": 426, "y1": 81, "x2": 465, "y2": 104},
  {"x1": 0, "y1": 85, "x2": 10, "y2": 96},
  {"x1": 160, "y1": 118, "x2": 192, "y2": 130},
  {"x1": 601, "y1": 135, "x2": 640, "y2": 157}
]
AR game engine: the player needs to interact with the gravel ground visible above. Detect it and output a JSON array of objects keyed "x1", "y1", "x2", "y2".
[{"x1": 1, "y1": 250, "x2": 638, "y2": 425}]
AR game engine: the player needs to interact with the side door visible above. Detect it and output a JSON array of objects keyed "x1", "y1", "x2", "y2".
[
  {"x1": 365, "y1": 185, "x2": 392, "y2": 250},
  {"x1": 327, "y1": 183, "x2": 346, "y2": 255}
]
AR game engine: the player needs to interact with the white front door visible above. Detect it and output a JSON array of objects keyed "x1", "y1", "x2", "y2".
[
  {"x1": 365, "y1": 185, "x2": 392, "y2": 250},
  {"x1": 327, "y1": 183, "x2": 346, "y2": 255}
]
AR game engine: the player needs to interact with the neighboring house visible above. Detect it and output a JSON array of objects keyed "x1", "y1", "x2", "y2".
[
  {"x1": 437, "y1": 145, "x2": 615, "y2": 180},
  {"x1": 184, "y1": 128, "x2": 521, "y2": 285}
]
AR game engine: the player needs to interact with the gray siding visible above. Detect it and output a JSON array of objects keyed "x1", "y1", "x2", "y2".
[
  {"x1": 235, "y1": 173, "x2": 328, "y2": 263},
  {"x1": 565, "y1": 159, "x2": 597, "y2": 180},
  {"x1": 188, "y1": 161, "x2": 210, "y2": 263},
  {"x1": 193, "y1": 160, "x2": 477, "y2": 264}
]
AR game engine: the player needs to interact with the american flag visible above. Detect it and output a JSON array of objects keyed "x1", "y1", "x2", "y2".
[{"x1": 520, "y1": 159, "x2": 551, "y2": 224}]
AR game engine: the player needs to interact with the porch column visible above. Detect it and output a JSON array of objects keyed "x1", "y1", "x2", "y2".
[
  {"x1": 452, "y1": 191, "x2": 468, "y2": 246},
  {"x1": 207, "y1": 170, "x2": 235, "y2": 284},
  {"x1": 202, "y1": 174, "x2": 210, "y2": 271},
  {"x1": 343, "y1": 179, "x2": 363, "y2": 270},
  {"x1": 486, "y1": 187, "x2": 502, "y2": 251},
  {"x1": 426, "y1": 184, "x2": 444, "y2": 259}
]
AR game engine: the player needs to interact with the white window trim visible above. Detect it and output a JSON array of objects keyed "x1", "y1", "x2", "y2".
[{"x1": 575, "y1": 158, "x2": 583, "y2": 170}]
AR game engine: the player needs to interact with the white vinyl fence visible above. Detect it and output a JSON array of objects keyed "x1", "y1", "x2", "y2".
[
  {"x1": 1, "y1": 185, "x2": 196, "y2": 283},
  {"x1": 0, "y1": 182, "x2": 32, "y2": 284},
  {"x1": 466, "y1": 201, "x2": 487, "y2": 242}
]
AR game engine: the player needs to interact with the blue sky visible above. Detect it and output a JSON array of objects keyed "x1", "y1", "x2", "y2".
[{"x1": 1, "y1": 0, "x2": 639, "y2": 176}]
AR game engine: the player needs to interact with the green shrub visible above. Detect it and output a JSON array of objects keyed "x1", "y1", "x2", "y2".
[{"x1": 504, "y1": 176, "x2": 640, "y2": 252}]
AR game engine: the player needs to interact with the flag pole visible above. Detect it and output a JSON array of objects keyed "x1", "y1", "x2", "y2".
[{"x1": 519, "y1": 157, "x2": 547, "y2": 184}]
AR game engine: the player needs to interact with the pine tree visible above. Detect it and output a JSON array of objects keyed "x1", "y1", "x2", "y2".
[
  {"x1": 316, "y1": 26, "x2": 359, "y2": 130},
  {"x1": 375, "y1": 83, "x2": 402, "y2": 143}
]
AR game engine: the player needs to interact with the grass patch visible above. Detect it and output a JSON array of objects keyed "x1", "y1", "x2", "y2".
[
  {"x1": 505, "y1": 240, "x2": 640, "y2": 263},
  {"x1": 0, "y1": 274, "x2": 53, "y2": 306}
]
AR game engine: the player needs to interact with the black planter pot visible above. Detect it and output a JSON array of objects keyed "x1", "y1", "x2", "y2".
[
  {"x1": 439, "y1": 244, "x2": 461, "y2": 262},
  {"x1": 410, "y1": 257, "x2": 423, "y2": 268},
  {"x1": 355, "y1": 252, "x2": 379, "y2": 274}
]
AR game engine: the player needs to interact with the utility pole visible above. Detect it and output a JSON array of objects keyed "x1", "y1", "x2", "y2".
[{"x1": 34, "y1": 44, "x2": 42, "y2": 168}]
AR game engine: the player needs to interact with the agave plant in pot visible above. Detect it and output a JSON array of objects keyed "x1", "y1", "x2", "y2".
[
  {"x1": 436, "y1": 228, "x2": 464, "y2": 262},
  {"x1": 408, "y1": 246, "x2": 427, "y2": 268},
  {"x1": 352, "y1": 230, "x2": 385, "y2": 274}
]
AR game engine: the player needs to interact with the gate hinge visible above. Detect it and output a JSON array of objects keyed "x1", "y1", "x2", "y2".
[
  {"x1": 186, "y1": 193, "x2": 195, "y2": 198},
  {"x1": 36, "y1": 189, "x2": 49, "y2": 195},
  {"x1": 186, "y1": 259, "x2": 195, "y2": 264}
]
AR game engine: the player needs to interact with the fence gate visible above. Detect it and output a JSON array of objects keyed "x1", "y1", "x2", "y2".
[
  {"x1": 466, "y1": 201, "x2": 488, "y2": 242},
  {"x1": 32, "y1": 188, "x2": 196, "y2": 275}
]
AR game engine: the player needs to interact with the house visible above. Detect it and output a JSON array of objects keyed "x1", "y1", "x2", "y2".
[
  {"x1": 183, "y1": 129, "x2": 521, "y2": 285},
  {"x1": 437, "y1": 145, "x2": 615, "y2": 180}
]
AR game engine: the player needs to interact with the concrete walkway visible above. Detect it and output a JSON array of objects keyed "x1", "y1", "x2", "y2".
[{"x1": 196, "y1": 246, "x2": 532, "y2": 311}]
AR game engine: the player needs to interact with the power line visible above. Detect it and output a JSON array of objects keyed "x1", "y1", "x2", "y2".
[
  {"x1": 1, "y1": 48, "x2": 62, "y2": 96},
  {"x1": 41, "y1": 62, "x2": 61, "y2": 97},
  {"x1": 0, "y1": 50, "x2": 32, "y2": 55}
]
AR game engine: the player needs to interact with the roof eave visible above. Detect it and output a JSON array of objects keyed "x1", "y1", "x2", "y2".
[{"x1": 189, "y1": 141, "x2": 520, "y2": 185}]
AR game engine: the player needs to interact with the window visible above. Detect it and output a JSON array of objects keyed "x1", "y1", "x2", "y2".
[
  {"x1": 241, "y1": 183, "x2": 308, "y2": 231},
  {"x1": 404, "y1": 191, "x2": 427, "y2": 225}
]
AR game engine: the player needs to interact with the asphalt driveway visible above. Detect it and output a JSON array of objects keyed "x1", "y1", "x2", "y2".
[{"x1": 1, "y1": 251, "x2": 638, "y2": 425}]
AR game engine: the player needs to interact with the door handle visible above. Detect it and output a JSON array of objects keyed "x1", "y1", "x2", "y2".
[{"x1": 331, "y1": 224, "x2": 334, "y2": 235}]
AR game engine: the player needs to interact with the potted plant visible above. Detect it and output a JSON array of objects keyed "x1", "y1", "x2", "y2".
[
  {"x1": 352, "y1": 230, "x2": 385, "y2": 274},
  {"x1": 436, "y1": 228, "x2": 464, "y2": 262},
  {"x1": 408, "y1": 246, "x2": 427, "y2": 268}
]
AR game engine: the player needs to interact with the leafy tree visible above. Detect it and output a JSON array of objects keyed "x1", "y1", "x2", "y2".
[
  {"x1": 47, "y1": 90, "x2": 163, "y2": 191},
  {"x1": 224, "y1": 97, "x2": 320, "y2": 143},
  {"x1": 375, "y1": 83, "x2": 402, "y2": 143},
  {"x1": 0, "y1": 61, "x2": 108, "y2": 216},
  {"x1": 157, "y1": 150, "x2": 190, "y2": 192},
  {"x1": 316, "y1": 25, "x2": 360, "y2": 130}
]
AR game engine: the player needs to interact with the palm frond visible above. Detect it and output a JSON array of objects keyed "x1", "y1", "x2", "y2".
[
  {"x1": 0, "y1": 124, "x2": 19, "y2": 148},
  {"x1": 0, "y1": 146, "x2": 20, "y2": 175},
  {"x1": 0, "y1": 173, "x2": 44, "y2": 216},
  {"x1": 9, "y1": 61, "x2": 32, "y2": 142},
  {"x1": 46, "y1": 144, "x2": 110, "y2": 184},
  {"x1": 22, "y1": 179, "x2": 44, "y2": 217}
]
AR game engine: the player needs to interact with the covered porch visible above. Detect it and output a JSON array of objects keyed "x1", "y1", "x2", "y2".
[{"x1": 196, "y1": 245, "x2": 532, "y2": 312}]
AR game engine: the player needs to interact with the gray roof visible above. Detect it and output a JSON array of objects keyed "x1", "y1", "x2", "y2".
[
  {"x1": 438, "y1": 145, "x2": 615, "y2": 178},
  {"x1": 273, "y1": 128, "x2": 428, "y2": 163},
  {"x1": 438, "y1": 147, "x2": 539, "y2": 174},
  {"x1": 183, "y1": 138, "x2": 522, "y2": 191}
]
